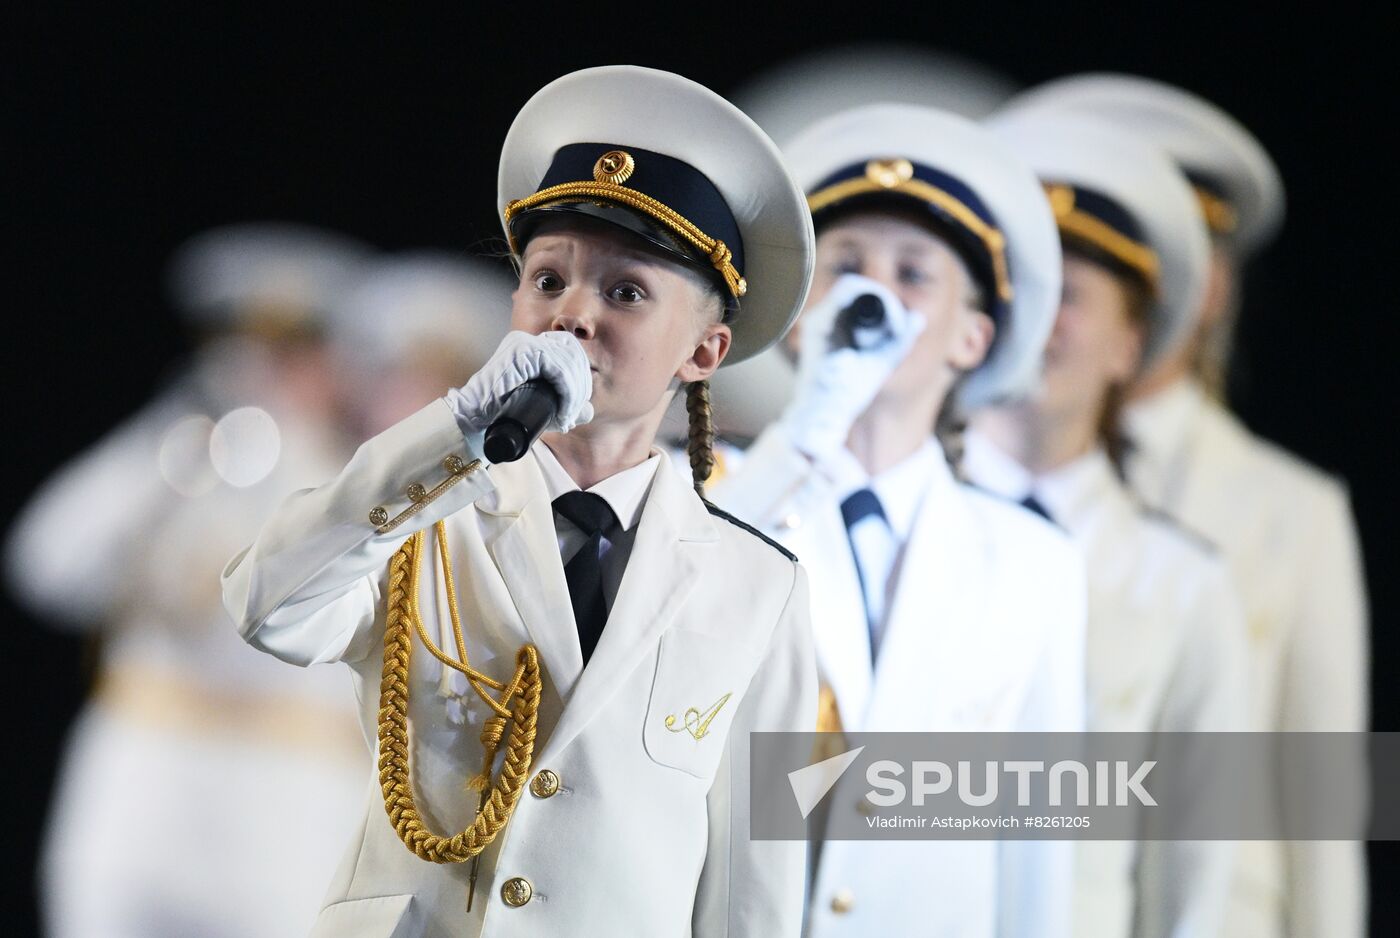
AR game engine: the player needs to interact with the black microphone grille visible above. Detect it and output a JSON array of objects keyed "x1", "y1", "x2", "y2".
[{"x1": 847, "y1": 294, "x2": 885, "y2": 329}]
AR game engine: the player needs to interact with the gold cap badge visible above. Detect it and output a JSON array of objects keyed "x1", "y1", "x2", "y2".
[
  {"x1": 593, "y1": 150, "x2": 635, "y2": 185},
  {"x1": 865, "y1": 158, "x2": 915, "y2": 189}
]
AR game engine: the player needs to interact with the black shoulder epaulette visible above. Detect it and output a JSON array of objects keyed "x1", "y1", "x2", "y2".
[{"x1": 702, "y1": 500, "x2": 799, "y2": 563}]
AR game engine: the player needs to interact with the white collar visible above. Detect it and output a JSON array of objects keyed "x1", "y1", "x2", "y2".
[
  {"x1": 532, "y1": 439, "x2": 661, "y2": 533},
  {"x1": 822, "y1": 439, "x2": 950, "y2": 543},
  {"x1": 1035, "y1": 448, "x2": 1119, "y2": 534},
  {"x1": 961, "y1": 429, "x2": 1035, "y2": 500},
  {"x1": 962, "y1": 429, "x2": 1119, "y2": 536},
  {"x1": 1123, "y1": 378, "x2": 1207, "y2": 466}
]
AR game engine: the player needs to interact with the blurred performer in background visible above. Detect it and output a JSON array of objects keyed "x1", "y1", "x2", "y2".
[
  {"x1": 730, "y1": 42, "x2": 1021, "y2": 145},
  {"x1": 1013, "y1": 74, "x2": 1369, "y2": 938},
  {"x1": 6, "y1": 223, "x2": 372, "y2": 938},
  {"x1": 682, "y1": 42, "x2": 1026, "y2": 472},
  {"x1": 713, "y1": 104, "x2": 1085, "y2": 938},
  {"x1": 966, "y1": 109, "x2": 1249, "y2": 938},
  {"x1": 333, "y1": 251, "x2": 516, "y2": 439}
]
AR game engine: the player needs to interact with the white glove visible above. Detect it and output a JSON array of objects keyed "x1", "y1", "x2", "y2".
[
  {"x1": 779, "y1": 273, "x2": 925, "y2": 461},
  {"x1": 444, "y1": 330, "x2": 594, "y2": 450}
]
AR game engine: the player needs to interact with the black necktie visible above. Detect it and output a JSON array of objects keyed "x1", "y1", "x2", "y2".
[
  {"x1": 552, "y1": 491, "x2": 618, "y2": 665},
  {"x1": 839, "y1": 487, "x2": 888, "y2": 653},
  {"x1": 1020, "y1": 493, "x2": 1054, "y2": 523}
]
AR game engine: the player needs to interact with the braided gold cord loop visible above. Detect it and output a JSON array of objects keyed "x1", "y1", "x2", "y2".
[
  {"x1": 708, "y1": 241, "x2": 747, "y2": 298},
  {"x1": 378, "y1": 524, "x2": 542, "y2": 864}
]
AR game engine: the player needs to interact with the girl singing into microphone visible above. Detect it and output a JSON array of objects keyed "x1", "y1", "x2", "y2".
[
  {"x1": 222, "y1": 66, "x2": 816, "y2": 938},
  {"x1": 711, "y1": 104, "x2": 1087, "y2": 938}
]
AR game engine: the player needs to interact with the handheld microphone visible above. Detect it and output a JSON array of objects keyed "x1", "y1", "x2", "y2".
[
  {"x1": 482, "y1": 379, "x2": 560, "y2": 464},
  {"x1": 828, "y1": 293, "x2": 891, "y2": 351}
]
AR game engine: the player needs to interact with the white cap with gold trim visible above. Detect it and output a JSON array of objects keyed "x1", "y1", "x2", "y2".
[
  {"x1": 783, "y1": 104, "x2": 1062, "y2": 408},
  {"x1": 1006, "y1": 73, "x2": 1284, "y2": 255},
  {"x1": 497, "y1": 65, "x2": 815, "y2": 366},
  {"x1": 989, "y1": 108, "x2": 1210, "y2": 373}
]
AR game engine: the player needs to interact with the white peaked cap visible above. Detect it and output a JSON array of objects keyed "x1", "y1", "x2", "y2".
[
  {"x1": 168, "y1": 222, "x2": 374, "y2": 328},
  {"x1": 990, "y1": 107, "x2": 1210, "y2": 372},
  {"x1": 733, "y1": 43, "x2": 1021, "y2": 148},
  {"x1": 785, "y1": 104, "x2": 1062, "y2": 408},
  {"x1": 1007, "y1": 73, "x2": 1284, "y2": 254},
  {"x1": 498, "y1": 65, "x2": 815, "y2": 365}
]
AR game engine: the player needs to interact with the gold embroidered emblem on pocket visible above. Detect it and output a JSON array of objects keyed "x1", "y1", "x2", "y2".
[{"x1": 664, "y1": 692, "x2": 732, "y2": 741}]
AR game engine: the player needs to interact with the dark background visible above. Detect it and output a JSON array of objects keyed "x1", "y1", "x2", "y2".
[{"x1": 7, "y1": 4, "x2": 1395, "y2": 935}]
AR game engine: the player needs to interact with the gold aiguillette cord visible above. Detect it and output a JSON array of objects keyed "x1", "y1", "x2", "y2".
[{"x1": 378, "y1": 521, "x2": 542, "y2": 910}]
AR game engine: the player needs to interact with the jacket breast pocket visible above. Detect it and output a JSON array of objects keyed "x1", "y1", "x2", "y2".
[
  {"x1": 643, "y1": 628, "x2": 753, "y2": 779},
  {"x1": 309, "y1": 894, "x2": 417, "y2": 938}
]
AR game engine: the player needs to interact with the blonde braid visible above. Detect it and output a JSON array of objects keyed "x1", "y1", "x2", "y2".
[
  {"x1": 378, "y1": 526, "x2": 542, "y2": 863},
  {"x1": 684, "y1": 379, "x2": 716, "y2": 496}
]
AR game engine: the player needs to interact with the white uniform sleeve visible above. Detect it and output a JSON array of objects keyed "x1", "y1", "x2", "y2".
[
  {"x1": 5, "y1": 396, "x2": 186, "y2": 627},
  {"x1": 1136, "y1": 557, "x2": 1249, "y2": 938},
  {"x1": 1280, "y1": 485, "x2": 1368, "y2": 938},
  {"x1": 220, "y1": 399, "x2": 496, "y2": 667},
  {"x1": 693, "y1": 562, "x2": 817, "y2": 937},
  {"x1": 997, "y1": 545, "x2": 1086, "y2": 938}
]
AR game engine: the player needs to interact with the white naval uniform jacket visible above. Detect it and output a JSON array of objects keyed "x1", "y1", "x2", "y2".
[
  {"x1": 964, "y1": 433, "x2": 1250, "y2": 938},
  {"x1": 711, "y1": 428, "x2": 1087, "y2": 938},
  {"x1": 1126, "y1": 380, "x2": 1369, "y2": 938},
  {"x1": 221, "y1": 399, "x2": 817, "y2": 938}
]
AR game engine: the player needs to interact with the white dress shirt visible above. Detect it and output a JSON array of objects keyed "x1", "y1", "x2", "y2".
[
  {"x1": 532, "y1": 439, "x2": 660, "y2": 610},
  {"x1": 823, "y1": 442, "x2": 941, "y2": 656}
]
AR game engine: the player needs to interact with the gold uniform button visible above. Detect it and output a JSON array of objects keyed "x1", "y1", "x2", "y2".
[
  {"x1": 406, "y1": 482, "x2": 426, "y2": 502},
  {"x1": 830, "y1": 888, "x2": 855, "y2": 914},
  {"x1": 530, "y1": 769, "x2": 560, "y2": 798},
  {"x1": 501, "y1": 876, "x2": 533, "y2": 907},
  {"x1": 442, "y1": 455, "x2": 466, "y2": 474},
  {"x1": 368, "y1": 506, "x2": 389, "y2": 526}
]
